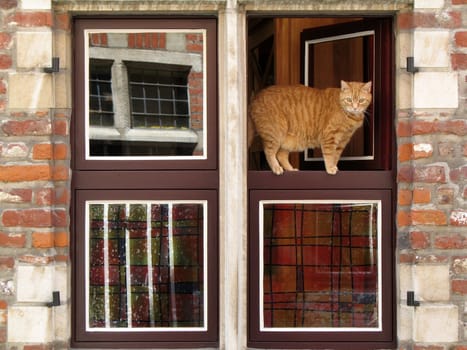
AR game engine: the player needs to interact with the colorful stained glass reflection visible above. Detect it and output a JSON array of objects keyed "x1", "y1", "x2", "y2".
[
  {"x1": 262, "y1": 202, "x2": 380, "y2": 329},
  {"x1": 87, "y1": 202, "x2": 205, "y2": 329}
]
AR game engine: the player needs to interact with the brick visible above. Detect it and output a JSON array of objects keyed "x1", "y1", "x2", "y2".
[
  {"x1": 7, "y1": 12, "x2": 52, "y2": 27},
  {"x1": 0, "y1": 0, "x2": 17, "y2": 9},
  {"x1": 0, "y1": 232, "x2": 26, "y2": 248},
  {"x1": 52, "y1": 119, "x2": 68, "y2": 136},
  {"x1": 2, "y1": 209, "x2": 67, "y2": 228},
  {"x1": 450, "y1": 210, "x2": 467, "y2": 226},
  {"x1": 434, "y1": 234, "x2": 467, "y2": 249},
  {"x1": 397, "y1": 121, "x2": 412, "y2": 137},
  {"x1": 437, "y1": 186, "x2": 454, "y2": 204},
  {"x1": 413, "y1": 143, "x2": 433, "y2": 159},
  {"x1": 438, "y1": 142, "x2": 456, "y2": 158},
  {"x1": 55, "y1": 232, "x2": 68, "y2": 247},
  {"x1": 0, "y1": 189, "x2": 32, "y2": 203},
  {"x1": 398, "y1": 143, "x2": 412, "y2": 162},
  {"x1": 52, "y1": 165, "x2": 69, "y2": 181},
  {"x1": 0, "y1": 79, "x2": 6, "y2": 94},
  {"x1": 413, "y1": 188, "x2": 431, "y2": 204},
  {"x1": 55, "y1": 12, "x2": 70, "y2": 31},
  {"x1": 455, "y1": 32, "x2": 467, "y2": 48},
  {"x1": 398, "y1": 189, "x2": 412, "y2": 206},
  {"x1": 452, "y1": 279, "x2": 467, "y2": 294},
  {"x1": 0, "y1": 33, "x2": 11, "y2": 49},
  {"x1": 1, "y1": 120, "x2": 51, "y2": 136},
  {"x1": 0, "y1": 257, "x2": 14, "y2": 269},
  {"x1": 410, "y1": 231, "x2": 430, "y2": 249},
  {"x1": 412, "y1": 209, "x2": 447, "y2": 225},
  {"x1": 413, "y1": 346, "x2": 445, "y2": 350},
  {"x1": 398, "y1": 12, "x2": 461, "y2": 30},
  {"x1": 0, "y1": 55, "x2": 12, "y2": 69},
  {"x1": 397, "y1": 210, "x2": 412, "y2": 227},
  {"x1": 414, "y1": 264, "x2": 450, "y2": 301},
  {"x1": 452, "y1": 0, "x2": 467, "y2": 4},
  {"x1": 2, "y1": 142, "x2": 29, "y2": 158},
  {"x1": 452, "y1": 53, "x2": 467, "y2": 70},
  {"x1": 0, "y1": 165, "x2": 51, "y2": 182},
  {"x1": 32, "y1": 232, "x2": 54, "y2": 248},
  {"x1": 412, "y1": 120, "x2": 435, "y2": 135},
  {"x1": 452, "y1": 257, "x2": 467, "y2": 274},
  {"x1": 413, "y1": 165, "x2": 447, "y2": 183},
  {"x1": 32, "y1": 143, "x2": 68, "y2": 160}
]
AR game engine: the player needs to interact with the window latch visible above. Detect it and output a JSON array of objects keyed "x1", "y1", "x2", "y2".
[
  {"x1": 406, "y1": 57, "x2": 419, "y2": 73},
  {"x1": 43, "y1": 57, "x2": 60, "y2": 73},
  {"x1": 407, "y1": 291, "x2": 420, "y2": 307},
  {"x1": 47, "y1": 291, "x2": 61, "y2": 307}
]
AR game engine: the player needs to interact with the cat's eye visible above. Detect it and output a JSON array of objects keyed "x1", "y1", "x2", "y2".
[
  {"x1": 345, "y1": 97, "x2": 352, "y2": 103},
  {"x1": 359, "y1": 98, "x2": 367, "y2": 103}
]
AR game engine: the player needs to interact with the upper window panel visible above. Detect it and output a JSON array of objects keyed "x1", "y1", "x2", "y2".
[{"x1": 74, "y1": 18, "x2": 217, "y2": 170}]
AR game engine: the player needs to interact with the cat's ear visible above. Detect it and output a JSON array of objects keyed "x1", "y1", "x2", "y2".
[
  {"x1": 362, "y1": 81, "x2": 372, "y2": 92},
  {"x1": 341, "y1": 80, "x2": 350, "y2": 90}
]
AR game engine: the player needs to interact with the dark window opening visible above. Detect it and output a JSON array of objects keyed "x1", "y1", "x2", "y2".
[{"x1": 247, "y1": 15, "x2": 395, "y2": 350}]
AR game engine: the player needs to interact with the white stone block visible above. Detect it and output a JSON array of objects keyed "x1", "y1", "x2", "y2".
[
  {"x1": 397, "y1": 73, "x2": 412, "y2": 110},
  {"x1": 399, "y1": 264, "x2": 413, "y2": 298},
  {"x1": 17, "y1": 265, "x2": 54, "y2": 302},
  {"x1": 8, "y1": 306, "x2": 53, "y2": 342},
  {"x1": 414, "y1": 304, "x2": 458, "y2": 342},
  {"x1": 8, "y1": 73, "x2": 53, "y2": 109},
  {"x1": 398, "y1": 305, "x2": 414, "y2": 341},
  {"x1": 414, "y1": 72, "x2": 458, "y2": 109},
  {"x1": 414, "y1": 264, "x2": 450, "y2": 301},
  {"x1": 414, "y1": 0, "x2": 444, "y2": 8},
  {"x1": 17, "y1": 31, "x2": 52, "y2": 68},
  {"x1": 398, "y1": 32, "x2": 411, "y2": 69},
  {"x1": 414, "y1": 31, "x2": 450, "y2": 68},
  {"x1": 54, "y1": 304, "x2": 70, "y2": 341},
  {"x1": 21, "y1": 0, "x2": 51, "y2": 9}
]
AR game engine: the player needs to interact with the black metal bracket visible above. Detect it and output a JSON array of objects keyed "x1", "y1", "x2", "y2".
[
  {"x1": 43, "y1": 57, "x2": 60, "y2": 73},
  {"x1": 47, "y1": 291, "x2": 61, "y2": 307},
  {"x1": 407, "y1": 291, "x2": 420, "y2": 307},
  {"x1": 406, "y1": 57, "x2": 419, "y2": 73}
]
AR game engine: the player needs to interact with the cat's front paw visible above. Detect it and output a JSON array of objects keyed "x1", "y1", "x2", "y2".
[
  {"x1": 272, "y1": 165, "x2": 284, "y2": 175},
  {"x1": 326, "y1": 166, "x2": 338, "y2": 175}
]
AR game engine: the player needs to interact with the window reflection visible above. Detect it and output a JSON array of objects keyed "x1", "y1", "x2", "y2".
[
  {"x1": 86, "y1": 30, "x2": 206, "y2": 158},
  {"x1": 260, "y1": 201, "x2": 381, "y2": 330}
]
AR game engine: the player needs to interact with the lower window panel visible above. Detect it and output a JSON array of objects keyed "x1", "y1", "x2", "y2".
[
  {"x1": 73, "y1": 190, "x2": 218, "y2": 347},
  {"x1": 248, "y1": 190, "x2": 395, "y2": 349}
]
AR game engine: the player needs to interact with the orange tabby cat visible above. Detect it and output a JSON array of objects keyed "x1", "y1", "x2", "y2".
[{"x1": 248, "y1": 80, "x2": 372, "y2": 175}]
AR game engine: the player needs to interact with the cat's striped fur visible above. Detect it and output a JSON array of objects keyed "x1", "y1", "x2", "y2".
[{"x1": 248, "y1": 81, "x2": 372, "y2": 175}]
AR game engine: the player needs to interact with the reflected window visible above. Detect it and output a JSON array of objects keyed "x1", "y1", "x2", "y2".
[
  {"x1": 85, "y1": 30, "x2": 206, "y2": 159},
  {"x1": 89, "y1": 59, "x2": 114, "y2": 127},
  {"x1": 87, "y1": 201, "x2": 206, "y2": 330},
  {"x1": 128, "y1": 63, "x2": 190, "y2": 129}
]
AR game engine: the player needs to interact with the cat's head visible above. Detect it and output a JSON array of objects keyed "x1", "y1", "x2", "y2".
[{"x1": 339, "y1": 81, "x2": 372, "y2": 116}]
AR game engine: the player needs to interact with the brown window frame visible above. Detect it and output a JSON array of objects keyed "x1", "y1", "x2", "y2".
[
  {"x1": 71, "y1": 16, "x2": 218, "y2": 348},
  {"x1": 247, "y1": 15, "x2": 396, "y2": 350}
]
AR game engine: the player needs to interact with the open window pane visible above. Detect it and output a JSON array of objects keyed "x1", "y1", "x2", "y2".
[
  {"x1": 86, "y1": 201, "x2": 207, "y2": 330},
  {"x1": 260, "y1": 201, "x2": 380, "y2": 331},
  {"x1": 303, "y1": 29, "x2": 374, "y2": 162}
]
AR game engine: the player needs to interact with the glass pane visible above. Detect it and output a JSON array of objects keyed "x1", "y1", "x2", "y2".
[
  {"x1": 303, "y1": 30, "x2": 374, "y2": 162},
  {"x1": 261, "y1": 201, "x2": 380, "y2": 330},
  {"x1": 86, "y1": 30, "x2": 206, "y2": 159},
  {"x1": 87, "y1": 201, "x2": 206, "y2": 330}
]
